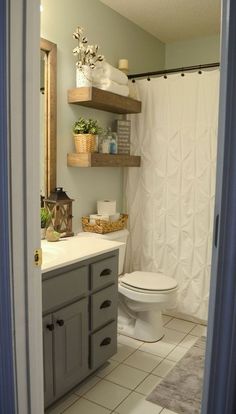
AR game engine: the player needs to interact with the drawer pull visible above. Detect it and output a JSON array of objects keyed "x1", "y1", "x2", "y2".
[
  {"x1": 56, "y1": 319, "x2": 64, "y2": 327},
  {"x1": 100, "y1": 268, "x2": 112, "y2": 277},
  {"x1": 46, "y1": 323, "x2": 54, "y2": 331},
  {"x1": 100, "y1": 300, "x2": 112, "y2": 309},
  {"x1": 100, "y1": 337, "x2": 111, "y2": 347}
]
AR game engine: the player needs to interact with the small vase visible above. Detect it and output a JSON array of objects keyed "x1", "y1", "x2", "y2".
[{"x1": 76, "y1": 65, "x2": 92, "y2": 88}]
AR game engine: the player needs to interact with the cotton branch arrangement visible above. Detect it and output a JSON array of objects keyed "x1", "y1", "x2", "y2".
[{"x1": 72, "y1": 26, "x2": 104, "y2": 69}]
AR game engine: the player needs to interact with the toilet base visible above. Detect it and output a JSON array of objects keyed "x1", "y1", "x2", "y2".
[{"x1": 118, "y1": 308, "x2": 164, "y2": 342}]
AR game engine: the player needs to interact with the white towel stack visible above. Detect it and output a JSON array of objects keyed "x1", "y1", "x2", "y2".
[{"x1": 92, "y1": 61, "x2": 129, "y2": 97}]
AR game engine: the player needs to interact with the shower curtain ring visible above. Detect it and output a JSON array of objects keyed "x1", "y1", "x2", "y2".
[
  {"x1": 132, "y1": 79, "x2": 136, "y2": 83},
  {"x1": 164, "y1": 74, "x2": 167, "y2": 79},
  {"x1": 198, "y1": 66, "x2": 202, "y2": 74},
  {"x1": 147, "y1": 76, "x2": 151, "y2": 81}
]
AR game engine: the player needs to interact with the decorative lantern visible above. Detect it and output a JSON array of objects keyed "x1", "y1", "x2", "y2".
[{"x1": 44, "y1": 187, "x2": 74, "y2": 237}]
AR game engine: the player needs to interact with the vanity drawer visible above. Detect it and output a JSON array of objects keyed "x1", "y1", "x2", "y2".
[
  {"x1": 90, "y1": 321, "x2": 117, "y2": 370},
  {"x1": 91, "y1": 256, "x2": 118, "y2": 291},
  {"x1": 42, "y1": 266, "x2": 88, "y2": 313},
  {"x1": 91, "y1": 284, "x2": 117, "y2": 330}
]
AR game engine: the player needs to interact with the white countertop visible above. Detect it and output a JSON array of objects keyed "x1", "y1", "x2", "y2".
[{"x1": 41, "y1": 236, "x2": 123, "y2": 272}]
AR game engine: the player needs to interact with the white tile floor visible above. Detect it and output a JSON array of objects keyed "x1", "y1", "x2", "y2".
[{"x1": 47, "y1": 315, "x2": 206, "y2": 414}]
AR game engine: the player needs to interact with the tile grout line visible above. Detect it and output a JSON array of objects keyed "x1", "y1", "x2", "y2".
[
  {"x1": 59, "y1": 376, "x2": 104, "y2": 413},
  {"x1": 109, "y1": 388, "x2": 144, "y2": 413},
  {"x1": 59, "y1": 393, "x2": 82, "y2": 414},
  {"x1": 81, "y1": 385, "x2": 134, "y2": 412}
]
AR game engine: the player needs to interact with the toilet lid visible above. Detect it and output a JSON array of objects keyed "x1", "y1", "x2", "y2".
[{"x1": 120, "y1": 271, "x2": 177, "y2": 291}]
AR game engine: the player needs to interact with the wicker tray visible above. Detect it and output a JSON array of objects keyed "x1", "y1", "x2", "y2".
[{"x1": 82, "y1": 214, "x2": 128, "y2": 234}]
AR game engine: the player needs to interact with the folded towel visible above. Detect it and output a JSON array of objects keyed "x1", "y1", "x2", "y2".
[
  {"x1": 92, "y1": 61, "x2": 128, "y2": 86},
  {"x1": 93, "y1": 80, "x2": 129, "y2": 97}
]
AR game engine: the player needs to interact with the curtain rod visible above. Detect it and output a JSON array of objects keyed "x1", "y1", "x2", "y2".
[{"x1": 128, "y1": 62, "x2": 220, "y2": 80}]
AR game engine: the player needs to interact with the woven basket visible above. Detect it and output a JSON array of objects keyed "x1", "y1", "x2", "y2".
[
  {"x1": 82, "y1": 214, "x2": 128, "y2": 234},
  {"x1": 74, "y1": 134, "x2": 96, "y2": 153}
]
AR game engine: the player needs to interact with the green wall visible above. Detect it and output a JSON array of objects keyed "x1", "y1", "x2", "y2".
[
  {"x1": 40, "y1": 0, "x2": 220, "y2": 233},
  {"x1": 40, "y1": 0, "x2": 165, "y2": 232},
  {"x1": 165, "y1": 35, "x2": 220, "y2": 69}
]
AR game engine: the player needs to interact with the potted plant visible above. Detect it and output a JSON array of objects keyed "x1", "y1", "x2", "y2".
[
  {"x1": 40, "y1": 207, "x2": 51, "y2": 239},
  {"x1": 72, "y1": 26, "x2": 104, "y2": 87},
  {"x1": 73, "y1": 117, "x2": 102, "y2": 153}
]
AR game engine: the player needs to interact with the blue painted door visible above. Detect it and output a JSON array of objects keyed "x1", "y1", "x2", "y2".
[{"x1": 0, "y1": 1, "x2": 16, "y2": 413}]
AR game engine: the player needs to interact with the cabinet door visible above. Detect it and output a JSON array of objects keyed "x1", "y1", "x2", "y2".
[
  {"x1": 53, "y1": 299, "x2": 89, "y2": 398},
  {"x1": 43, "y1": 315, "x2": 54, "y2": 407}
]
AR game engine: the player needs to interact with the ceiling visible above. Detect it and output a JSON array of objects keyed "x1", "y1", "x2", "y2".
[{"x1": 100, "y1": 0, "x2": 221, "y2": 43}]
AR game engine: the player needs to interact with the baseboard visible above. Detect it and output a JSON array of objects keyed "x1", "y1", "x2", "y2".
[{"x1": 163, "y1": 310, "x2": 207, "y2": 326}]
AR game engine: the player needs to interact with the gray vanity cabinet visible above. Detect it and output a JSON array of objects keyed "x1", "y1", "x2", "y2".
[{"x1": 43, "y1": 251, "x2": 118, "y2": 409}]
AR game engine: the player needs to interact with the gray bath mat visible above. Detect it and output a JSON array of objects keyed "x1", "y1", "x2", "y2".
[{"x1": 146, "y1": 336, "x2": 206, "y2": 414}]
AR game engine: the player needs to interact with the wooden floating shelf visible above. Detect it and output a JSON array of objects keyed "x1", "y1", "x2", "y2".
[
  {"x1": 67, "y1": 153, "x2": 141, "y2": 168},
  {"x1": 67, "y1": 87, "x2": 142, "y2": 114}
]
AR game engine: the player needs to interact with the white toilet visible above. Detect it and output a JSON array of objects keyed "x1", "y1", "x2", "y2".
[{"x1": 78, "y1": 229, "x2": 178, "y2": 342}]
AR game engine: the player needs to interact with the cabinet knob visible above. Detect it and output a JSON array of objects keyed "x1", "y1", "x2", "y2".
[
  {"x1": 100, "y1": 337, "x2": 111, "y2": 347},
  {"x1": 46, "y1": 323, "x2": 54, "y2": 331},
  {"x1": 100, "y1": 300, "x2": 112, "y2": 309},
  {"x1": 56, "y1": 319, "x2": 64, "y2": 327},
  {"x1": 100, "y1": 268, "x2": 112, "y2": 277}
]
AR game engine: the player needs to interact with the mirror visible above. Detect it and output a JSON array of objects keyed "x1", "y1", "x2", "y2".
[{"x1": 40, "y1": 38, "x2": 57, "y2": 198}]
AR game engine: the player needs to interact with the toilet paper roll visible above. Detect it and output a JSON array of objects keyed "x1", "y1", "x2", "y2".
[
  {"x1": 110, "y1": 213, "x2": 120, "y2": 222},
  {"x1": 90, "y1": 214, "x2": 110, "y2": 224},
  {"x1": 97, "y1": 200, "x2": 116, "y2": 215}
]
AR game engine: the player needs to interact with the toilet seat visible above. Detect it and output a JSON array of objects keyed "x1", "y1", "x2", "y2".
[{"x1": 120, "y1": 271, "x2": 177, "y2": 293}]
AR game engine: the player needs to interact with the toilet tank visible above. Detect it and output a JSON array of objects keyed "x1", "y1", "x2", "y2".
[{"x1": 77, "y1": 229, "x2": 129, "y2": 275}]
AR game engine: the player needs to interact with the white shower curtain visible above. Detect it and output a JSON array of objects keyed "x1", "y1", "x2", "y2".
[{"x1": 125, "y1": 70, "x2": 219, "y2": 321}]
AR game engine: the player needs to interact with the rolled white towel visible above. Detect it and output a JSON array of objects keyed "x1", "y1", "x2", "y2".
[
  {"x1": 92, "y1": 61, "x2": 128, "y2": 86},
  {"x1": 93, "y1": 79, "x2": 129, "y2": 97}
]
